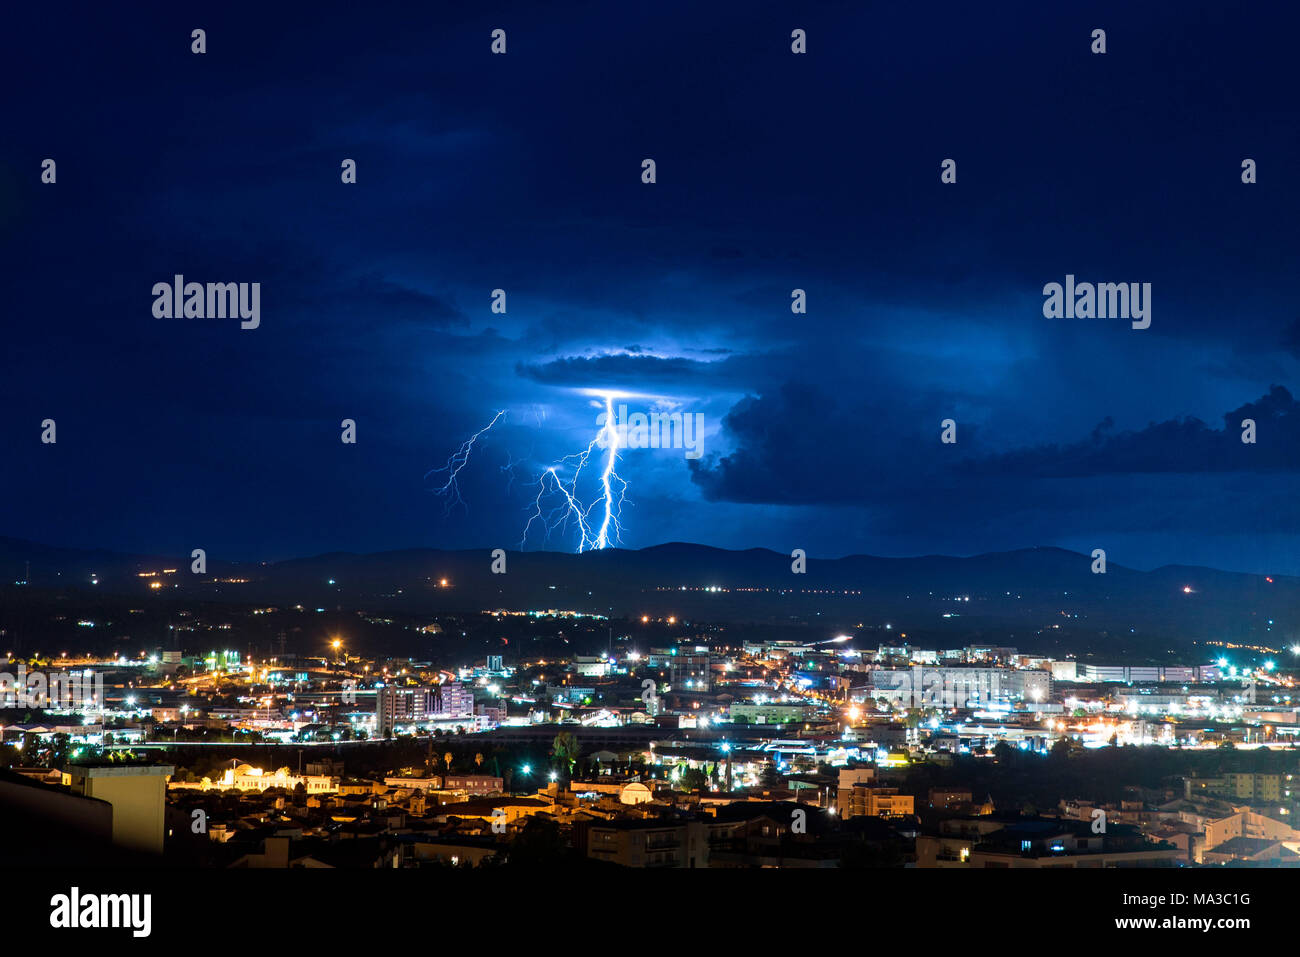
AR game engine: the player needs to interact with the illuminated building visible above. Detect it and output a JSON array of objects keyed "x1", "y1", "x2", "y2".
[
  {"x1": 65, "y1": 762, "x2": 175, "y2": 854},
  {"x1": 730, "y1": 703, "x2": 810, "y2": 725},
  {"x1": 581, "y1": 819, "x2": 709, "y2": 868},
  {"x1": 669, "y1": 654, "x2": 712, "y2": 692},
  {"x1": 841, "y1": 785, "x2": 914, "y2": 819},
  {"x1": 376, "y1": 681, "x2": 476, "y2": 734},
  {"x1": 171, "y1": 764, "x2": 338, "y2": 794}
]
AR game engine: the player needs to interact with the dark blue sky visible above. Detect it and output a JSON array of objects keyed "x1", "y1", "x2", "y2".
[{"x1": 3, "y1": 1, "x2": 1298, "y2": 573}]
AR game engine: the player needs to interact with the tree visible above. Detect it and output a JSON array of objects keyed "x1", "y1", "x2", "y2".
[
  {"x1": 681, "y1": 767, "x2": 707, "y2": 791},
  {"x1": 1049, "y1": 738, "x2": 1080, "y2": 761},
  {"x1": 760, "y1": 761, "x2": 783, "y2": 791},
  {"x1": 551, "y1": 731, "x2": 580, "y2": 780},
  {"x1": 444, "y1": 751, "x2": 454, "y2": 774}
]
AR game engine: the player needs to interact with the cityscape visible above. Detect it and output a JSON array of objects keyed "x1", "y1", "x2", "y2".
[
  {"x1": 2, "y1": 541, "x2": 1298, "y2": 874},
  {"x1": 4, "y1": 0, "x2": 1293, "y2": 938}
]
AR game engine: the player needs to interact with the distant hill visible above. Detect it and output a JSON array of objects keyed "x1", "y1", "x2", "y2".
[{"x1": 0, "y1": 536, "x2": 1292, "y2": 649}]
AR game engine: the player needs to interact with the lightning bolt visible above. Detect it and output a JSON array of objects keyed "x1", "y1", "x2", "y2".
[
  {"x1": 425, "y1": 410, "x2": 506, "y2": 514},
  {"x1": 589, "y1": 393, "x2": 626, "y2": 549},
  {"x1": 520, "y1": 393, "x2": 627, "y2": 552},
  {"x1": 430, "y1": 396, "x2": 630, "y2": 552},
  {"x1": 500, "y1": 449, "x2": 530, "y2": 496}
]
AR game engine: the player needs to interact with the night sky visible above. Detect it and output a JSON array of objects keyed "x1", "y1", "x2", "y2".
[{"x1": 3, "y1": 1, "x2": 1298, "y2": 573}]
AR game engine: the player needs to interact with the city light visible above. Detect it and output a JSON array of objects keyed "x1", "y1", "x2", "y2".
[
  {"x1": 11, "y1": 5, "x2": 1300, "y2": 910},
  {"x1": 8, "y1": 539, "x2": 1296, "y2": 878}
]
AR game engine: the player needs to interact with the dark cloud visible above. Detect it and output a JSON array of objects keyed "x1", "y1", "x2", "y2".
[
  {"x1": 963, "y1": 386, "x2": 1300, "y2": 478},
  {"x1": 518, "y1": 354, "x2": 724, "y2": 389},
  {"x1": 2, "y1": 0, "x2": 1298, "y2": 573},
  {"x1": 1281, "y1": 319, "x2": 1300, "y2": 359},
  {"x1": 692, "y1": 386, "x2": 1300, "y2": 505},
  {"x1": 333, "y1": 276, "x2": 466, "y2": 328}
]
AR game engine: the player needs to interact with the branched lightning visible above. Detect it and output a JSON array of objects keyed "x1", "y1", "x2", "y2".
[
  {"x1": 520, "y1": 393, "x2": 627, "y2": 552},
  {"x1": 500, "y1": 449, "x2": 529, "y2": 496},
  {"x1": 425, "y1": 410, "x2": 506, "y2": 514},
  {"x1": 430, "y1": 396, "x2": 630, "y2": 552}
]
